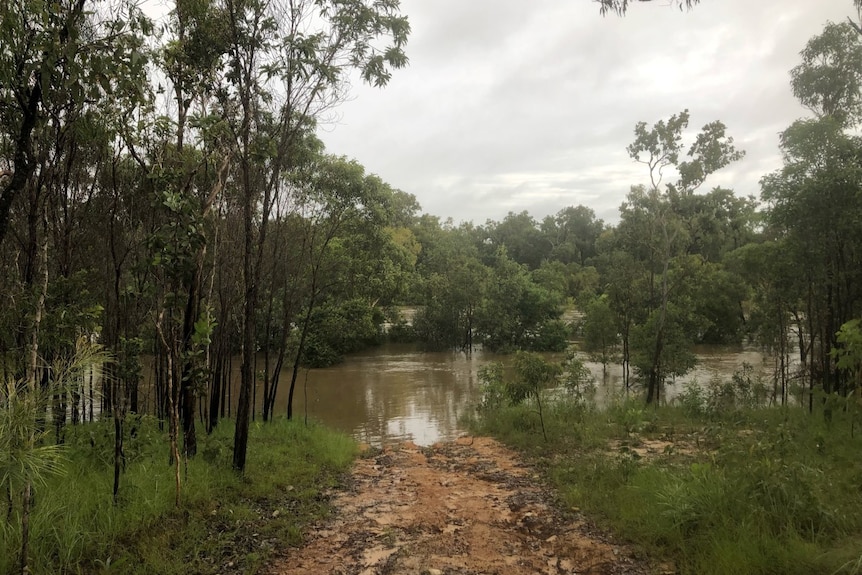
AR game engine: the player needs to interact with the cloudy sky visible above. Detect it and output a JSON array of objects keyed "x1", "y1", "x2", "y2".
[{"x1": 317, "y1": 0, "x2": 854, "y2": 225}]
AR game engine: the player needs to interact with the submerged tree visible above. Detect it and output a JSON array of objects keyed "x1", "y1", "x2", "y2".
[{"x1": 622, "y1": 110, "x2": 743, "y2": 402}]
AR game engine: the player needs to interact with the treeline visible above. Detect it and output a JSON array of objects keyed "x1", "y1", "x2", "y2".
[{"x1": 398, "y1": 20, "x2": 862, "y2": 411}]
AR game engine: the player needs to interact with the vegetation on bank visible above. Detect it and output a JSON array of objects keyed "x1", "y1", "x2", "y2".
[
  {"x1": 469, "y1": 356, "x2": 862, "y2": 575},
  {"x1": 0, "y1": 417, "x2": 356, "y2": 575}
]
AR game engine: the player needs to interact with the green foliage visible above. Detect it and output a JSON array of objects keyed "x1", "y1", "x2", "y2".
[
  {"x1": 529, "y1": 319, "x2": 570, "y2": 352},
  {"x1": 477, "y1": 250, "x2": 565, "y2": 352},
  {"x1": 383, "y1": 307, "x2": 417, "y2": 343},
  {"x1": 834, "y1": 319, "x2": 862, "y2": 385},
  {"x1": 791, "y1": 21, "x2": 862, "y2": 127},
  {"x1": 0, "y1": 418, "x2": 356, "y2": 575},
  {"x1": 477, "y1": 362, "x2": 506, "y2": 413},
  {"x1": 684, "y1": 262, "x2": 749, "y2": 344},
  {"x1": 0, "y1": 384, "x2": 67, "y2": 494},
  {"x1": 508, "y1": 351, "x2": 560, "y2": 405},
  {"x1": 300, "y1": 299, "x2": 382, "y2": 367},
  {"x1": 560, "y1": 350, "x2": 596, "y2": 406},
  {"x1": 676, "y1": 364, "x2": 770, "y2": 418},
  {"x1": 485, "y1": 211, "x2": 551, "y2": 270},
  {"x1": 597, "y1": 0, "x2": 702, "y2": 17},
  {"x1": 474, "y1": 391, "x2": 862, "y2": 575},
  {"x1": 541, "y1": 205, "x2": 605, "y2": 267},
  {"x1": 1, "y1": 343, "x2": 111, "y2": 571},
  {"x1": 630, "y1": 305, "x2": 698, "y2": 387},
  {"x1": 581, "y1": 295, "x2": 620, "y2": 369}
]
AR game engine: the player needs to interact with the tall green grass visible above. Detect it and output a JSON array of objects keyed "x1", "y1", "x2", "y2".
[
  {"x1": 1, "y1": 416, "x2": 357, "y2": 574},
  {"x1": 471, "y1": 391, "x2": 862, "y2": 575}
]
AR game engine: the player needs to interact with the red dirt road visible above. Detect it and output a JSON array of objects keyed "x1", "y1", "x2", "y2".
[{"x1": 270, "y1": 436, "x2": 651, "y2": 575}]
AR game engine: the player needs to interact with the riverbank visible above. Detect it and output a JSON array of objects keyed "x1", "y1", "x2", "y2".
[{"x1": 271, "y1": 436, "x2": 651, "y2": 574}]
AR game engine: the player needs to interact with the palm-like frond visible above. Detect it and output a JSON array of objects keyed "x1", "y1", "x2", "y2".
[{"x1": 0, "y1": 340, "x2": 111, "y2": 490}]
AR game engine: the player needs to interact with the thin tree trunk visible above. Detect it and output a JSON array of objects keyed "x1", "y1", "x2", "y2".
[
  {"x1": 20, "y1": 203, "x2": 48, "y2": 575},
  {"x1": 20, "y1": 481, "x2": 31, "y2": 575},
  {"x1": 288, "y1": 297, "x2": 316, "y2": 420},
  {"x1": 113, "y1": 404, "x2": 124, "y2": 504}
]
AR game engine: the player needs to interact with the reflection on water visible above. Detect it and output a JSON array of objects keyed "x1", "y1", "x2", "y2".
[
  {"x1": 252, "y1": 343, "x2": 772, "y2": 447},
  {"x1": 288, "y1": 345, "x2": 483, "y2": 447}
]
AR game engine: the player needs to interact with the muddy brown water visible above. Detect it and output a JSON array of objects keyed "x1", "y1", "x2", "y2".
[{"x1": 202, "y1": 343, "x2": 771, "y2": 447}]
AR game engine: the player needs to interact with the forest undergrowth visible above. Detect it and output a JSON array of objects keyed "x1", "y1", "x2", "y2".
[{"x1": 0, "y1": 418, "x2": 356, "y2": 575}]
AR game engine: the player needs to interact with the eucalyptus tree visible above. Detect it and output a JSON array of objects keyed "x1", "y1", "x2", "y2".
[
  {"x1": 791, "y1": 21, "x2": 862, "y2": 127},
  {"x1": 593, "y1": 246, "x2": 647, "y2": 390},
  {"x1": 476, "y1": 249, "x2": 567, "y2": 353},
  {"x1": 484, "y1": 211, "x2": 552, "y2": 270},
  {"x1": 762, "y1": 119, "x2": 862, "y2": 399},
  {"x1": 670, "y1": 187, "x2": 759, "y2": 262},
  {"x1": 411, "y1": 219, "x2": 490, "y2": 351},
  {"x1": 0, "y1": 0, "x2": 143, "y2": 246},
  {"x1": 622, "y1": 110, "x2": 743, "y2": 402},
  {"x1": 257, "y1": 153, "x2": 398, "y2": 421},
  {"x1": 112, "y1": 0, "x2": 243, "y2": 463},
  {"x1": 541, "y1": 205, "x2": 604, "y2": 267},
  {"x1": 725, "y1": 241, "x2": 800, "y2": 405},
  {"x1": 0, "y1": 0, "x2": 149, "y2": 373},
  {"x1": 580, "y1": 294, "x2": 620, "y2": 380},
  {"x1": 218, "y1": 0, "x2": 409, "y2": 471},
  {"x1": 760, "y1": 21, "x2": 862, "y2": 402}
]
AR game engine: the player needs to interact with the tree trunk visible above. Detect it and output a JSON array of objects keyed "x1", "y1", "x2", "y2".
[
  {"x1": 20, "y1": 481, "x2": 31, "y2": 575},
  {"x1": 288, "y1": 297, "x2": 317, "y2": 420}
]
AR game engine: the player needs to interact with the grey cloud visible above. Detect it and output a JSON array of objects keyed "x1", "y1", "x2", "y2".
[{"x1": 321, "y1": 0, "x2": 854, "y2": 225}]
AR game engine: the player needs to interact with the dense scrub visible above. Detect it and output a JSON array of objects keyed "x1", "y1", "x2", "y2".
[{"x1": 0, "y1": 418, "x2": 356, "y2": 575}]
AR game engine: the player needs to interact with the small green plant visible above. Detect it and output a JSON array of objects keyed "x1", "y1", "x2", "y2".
[
  {"x1": 477, "y1": 362, "x2": 506, "y2": 412},
  {"x1": 508, "y1": 352, "x2": 561, "y2": 441},
  {"x1": 676, "y1": 381, "x2": 706, "y2": 416},
  {"x1": 704, "y1": 363, "x2": 768, "y2": 413},
  {"x1": 561, "y1": 350, "x2": 596, "y2": 409}
]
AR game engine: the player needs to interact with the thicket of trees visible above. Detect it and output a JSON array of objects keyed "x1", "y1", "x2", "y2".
[
  {"x1": 4, "y1": 0, "x2": 862, "y2": 571},
  {"x1": 0, "y1": 0, "x2": 412, "y2": 569}
]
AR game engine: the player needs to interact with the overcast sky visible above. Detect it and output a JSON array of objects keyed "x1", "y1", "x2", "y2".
[{"x1": 317, "y1": 0, "x2": 854, "y2": 225}]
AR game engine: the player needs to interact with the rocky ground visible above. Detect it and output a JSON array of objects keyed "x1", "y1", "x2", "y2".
[{"x1": 269, "y1": 436, "x2": 654, "y2": 575}]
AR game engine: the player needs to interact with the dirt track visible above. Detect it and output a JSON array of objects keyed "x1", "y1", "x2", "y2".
[{"x1": 270, "y1": 436, "x2": 652, "y2": 575}]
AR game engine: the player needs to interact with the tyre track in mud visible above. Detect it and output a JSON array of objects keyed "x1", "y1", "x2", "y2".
[{"x1": 270, "y1": 436, "x2": 651, "y2": 575}]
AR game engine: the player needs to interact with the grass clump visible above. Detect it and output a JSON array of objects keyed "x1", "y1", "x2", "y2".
[
  {"x1": 470, "y1": 364, "x2": 862, "y2": 575},
  {"x1": 0, "y1": 416, "x2": 356, "y2": 575}
]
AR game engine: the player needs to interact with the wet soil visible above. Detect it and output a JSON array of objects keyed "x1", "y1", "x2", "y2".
[{"x1": 269, "y1": 436, "x2": 651, "y2": 575}]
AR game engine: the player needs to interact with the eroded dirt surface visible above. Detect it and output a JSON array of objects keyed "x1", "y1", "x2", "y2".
[{"x1": 270, "y1": 436, "x2": 651, "y2": 575}]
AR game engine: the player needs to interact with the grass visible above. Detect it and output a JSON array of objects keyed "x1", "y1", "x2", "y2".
[
  {"x1": 1, "y1": 416, "x2": 357, "y2": 575},
  {"x1": 468, "y1": 388, "x2": 862, "y2": 575}
]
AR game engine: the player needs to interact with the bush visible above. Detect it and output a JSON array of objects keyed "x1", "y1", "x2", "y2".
[
  {"x1": 528, "y1": 320, "x2": 570, "y2": 352},
  {"x1": 477, "y1": 362, "x2": 507, "y2": 412}
]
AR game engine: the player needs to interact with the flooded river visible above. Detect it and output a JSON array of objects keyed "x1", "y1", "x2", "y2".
[{"x1": 234, "y1": 343, "x2": 772, "y2": 446}]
